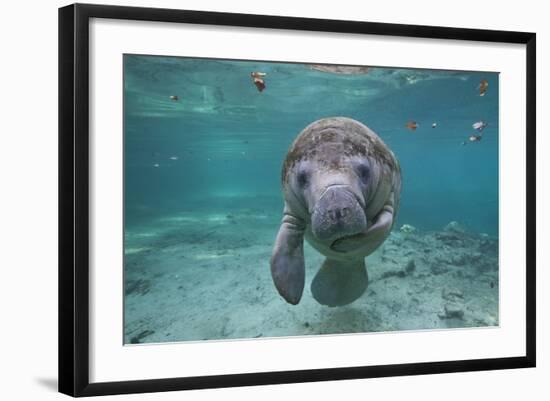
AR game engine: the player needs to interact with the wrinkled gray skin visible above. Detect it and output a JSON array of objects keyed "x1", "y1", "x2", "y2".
[{"x1": 270, "y1": 117, "x2": 401, "y2": 306}]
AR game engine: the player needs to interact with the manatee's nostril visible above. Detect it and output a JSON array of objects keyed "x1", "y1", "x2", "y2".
[{"x1": 328, "y1": 207, "x2": 350, "y2": 221}]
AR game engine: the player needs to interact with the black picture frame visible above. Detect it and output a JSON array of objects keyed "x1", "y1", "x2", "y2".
[{"x1": 58, "y1": 3, "x2": 536, "y2": 397}]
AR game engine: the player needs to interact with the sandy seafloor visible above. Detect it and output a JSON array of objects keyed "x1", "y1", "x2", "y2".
[{"x1": 124, "y1": 197, "x2": 499, "y2": 345}]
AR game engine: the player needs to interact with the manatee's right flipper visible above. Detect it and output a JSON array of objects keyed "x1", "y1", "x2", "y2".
[
  {"x1": 270, "y1": 211, "x2": 305, "y2": 305},
  {"x1": 311, "y1": 258, "x2": 367, "y2": 307}
]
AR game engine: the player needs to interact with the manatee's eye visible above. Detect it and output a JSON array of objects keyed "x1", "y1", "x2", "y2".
[
  {"x1": 356, "y1": 163, "x2": 370, "y2": 183},
  {"x1": 297, "y1": 169, "x2": 309, "y2": 188}
]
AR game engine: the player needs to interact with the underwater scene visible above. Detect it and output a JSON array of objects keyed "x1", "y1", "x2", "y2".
[{"x1": 123, "y1": 54, "x2": 499, "y2": 344}]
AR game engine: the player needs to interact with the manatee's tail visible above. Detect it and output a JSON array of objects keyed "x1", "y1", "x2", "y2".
[{"x1": 310, "y1": 258, "x2": 368, "y2": 307}]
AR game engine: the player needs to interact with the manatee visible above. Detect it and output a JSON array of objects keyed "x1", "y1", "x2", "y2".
[{"x1": 270, "y1": 117, "x2": 402, "y2": 306}]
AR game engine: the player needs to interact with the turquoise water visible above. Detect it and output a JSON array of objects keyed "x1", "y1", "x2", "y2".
[
  {"x1": 124, "y1": 55, "x2": 498, "y2": 234},
  {"x1": 123, "y1": 55, "x2": 499, "y2": 343}
]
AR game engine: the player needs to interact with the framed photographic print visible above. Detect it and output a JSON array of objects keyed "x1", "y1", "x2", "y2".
[{"x1": 58, "y1": 3, "x2": 536, "y2": 397}]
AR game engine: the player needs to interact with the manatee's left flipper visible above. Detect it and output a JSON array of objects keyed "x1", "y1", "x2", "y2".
[
  {"x1": 311, "y1": 258, "x2": 368, "y2": 307},
  {"x1": 270, "y1": 209, "x2": 306, "y2": 305},
  {"x1": 364, "y1": 203, "x2": 394, "y2": 242},
  {"x1": 367, "y1": 188, "x2": 397, "y2": 237}
]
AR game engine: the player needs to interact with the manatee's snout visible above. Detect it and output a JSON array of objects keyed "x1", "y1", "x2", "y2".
[{"x1": 311, "y1": 186, "x2": 366, "y2": 242}]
